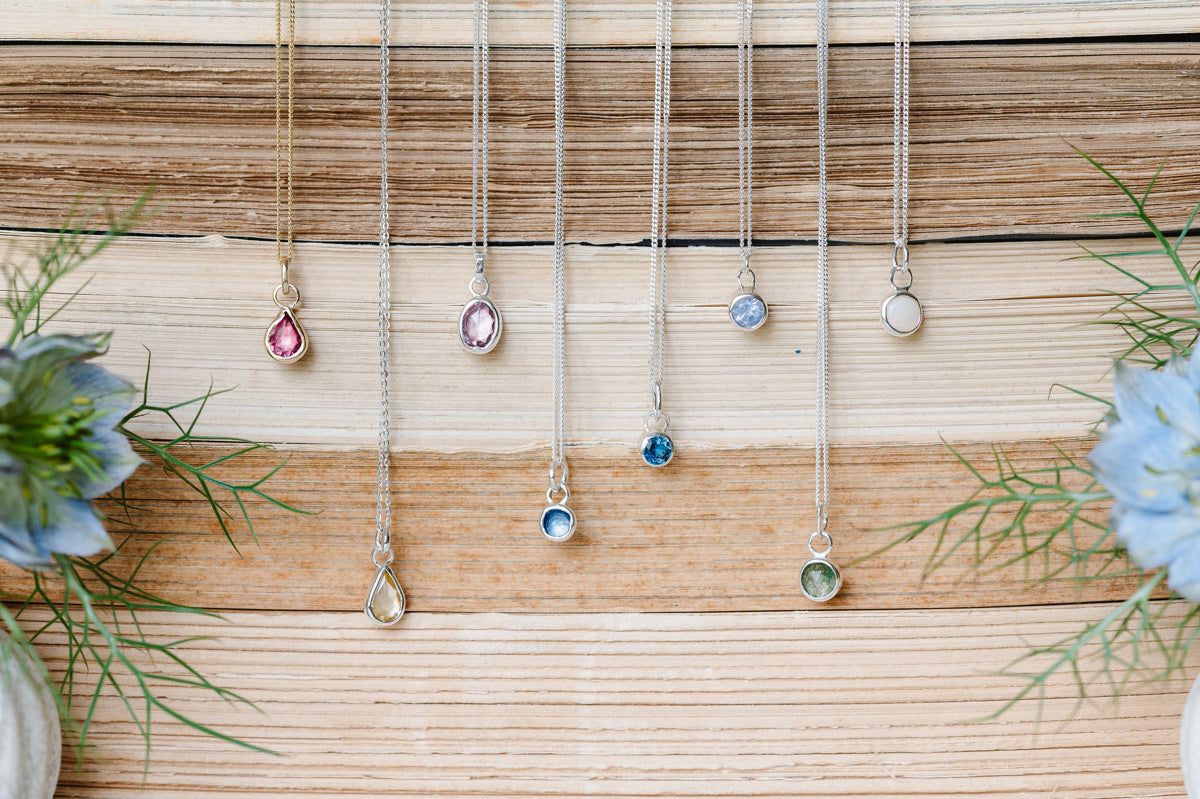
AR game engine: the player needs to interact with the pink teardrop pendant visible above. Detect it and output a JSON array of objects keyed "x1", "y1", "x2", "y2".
[{"x1": 265, "y1": 306, "x2": 309, "y2": 363}]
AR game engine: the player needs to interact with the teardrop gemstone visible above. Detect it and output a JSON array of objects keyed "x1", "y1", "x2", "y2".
[
  {"x1": 365, "y1": 565, "x2": 405, "y2": 626},
  {"x1": 460, "y1": 298, "x2": 501, "y2": 354},
  {"x1": 265, "y1": 307, "x2": 308, "y2": 362}
]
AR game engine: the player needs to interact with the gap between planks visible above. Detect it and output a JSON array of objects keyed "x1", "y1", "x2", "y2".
[
  {"x1": 0, "y1": 0, "x2": 1197, "y2": 46},
  {"x1": 15, "y1": 605, "x2": 1192, "y2": 798}
]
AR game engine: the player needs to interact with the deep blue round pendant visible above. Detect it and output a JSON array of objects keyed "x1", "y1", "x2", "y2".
[{"x1": 640, "y1": 432, "x2": 674, "y2": 467}]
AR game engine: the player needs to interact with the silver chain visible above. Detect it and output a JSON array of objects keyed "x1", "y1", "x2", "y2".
[
  {"x1": 549, "y1": 0, "x2": 568, "y2": 491},
  {"x1": 892, "y1": 0, "x2": 911, "y2": 269},
  {"x1": 814, "y1": 0, "x2": 831, "y2": 547},
  {"x1": 372, "y1": 0, "x2": 394, "y2": 566},
  {"x1": 648, "y1": 0, "x2": 671, "y2": 402},
  {"x1": 471, "y1": 0, "x2": 490, "y2": 271},
  {"x1": 736, "y1": 0, "x2": 753, "y2": 272}
]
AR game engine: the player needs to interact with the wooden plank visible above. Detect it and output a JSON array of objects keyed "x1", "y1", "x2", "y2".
[
  {"x1": 17, "y1": 606, "x2": 1190, "y2": 797},
  {"x1": 16, "y1": 233, "x2": 1186, "y2": 448},
  {"x1": 2, "y1": 44, "x2": 1199, "y2": 243},
  {"x1": 2, "y1": 1, "x2": 1196, "y2": 46},
  {"x1": 0, "y1": 440, "x2": 1147, "y2": 613}
]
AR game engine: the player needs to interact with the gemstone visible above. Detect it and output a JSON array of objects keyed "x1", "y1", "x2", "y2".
[
  {"x1": 365, "y1": 565, "x2": 405, "y2": 625},
  {"x1": 540, "y1": 504, "x2": 575, "y2": 542},
  {"x1": 460, "y1": 298, "x2": 500, "y2": 353},
  {"x1": 265, "y1": 308, "x2": 307, "y2": 361},
  {"x1": 729, "y1": 293, "x2": 767, "y2": 331},
  {"x1": 881, "y1": 291, "x2": 922, "y2": 336},
  {"x1": 799, "y1": 558, "x2": 841, "y2": 602},
  {"x1": 640, "y1": 433, "x2": 674, "y2": 467}
]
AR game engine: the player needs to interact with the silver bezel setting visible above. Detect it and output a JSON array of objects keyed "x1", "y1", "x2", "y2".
[
  {"x1": 728, "y1": 291, "x2": 768, "y2": 331},
  {"x1": 264, "y1": 306, "x2": 309, "y2": 363},
  {"x1": 459, "y1": 296, "x2": 503, "y2": 354},
  {"x1": 639, "y1": 431, "x2": 674, "y2": 468},
  {"x1": 799, "y1": 556, "x2": 842, "y2": 602},
  {"x1": 364, "y1": 564, "x2": 406, "y2": 626},
  {"x1": 540, "y1": 503, "x2": 576, "y2": 542},
  {"x1": 880, "y1": 290, "x2": 922, "y2": 337}
]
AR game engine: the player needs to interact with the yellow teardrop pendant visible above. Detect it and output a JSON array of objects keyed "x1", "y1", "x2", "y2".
[{"x1": 365, "y1": 565, "x2": 405, "y2": 626}]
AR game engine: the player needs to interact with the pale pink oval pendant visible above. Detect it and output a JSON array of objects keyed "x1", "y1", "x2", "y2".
[
  {"x1": 459, "y1": 297, "x2": 501, "y2": 354},
  {"x1": 265, "y1": 307, "x2": 309, "y2": 363}
]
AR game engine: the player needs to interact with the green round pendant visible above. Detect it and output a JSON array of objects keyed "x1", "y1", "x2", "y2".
[{"x1": 799, "y1": 557, "x2": 842, "y2": 602}]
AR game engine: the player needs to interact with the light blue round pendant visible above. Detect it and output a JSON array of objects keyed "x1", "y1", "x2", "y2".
[
  {"x1": 540, "y1": 503, "x2": 576, "y2": 542},
  {"x1": 729, "y1": 292, "x2": 767, "y2": 331},
  {"x1": 640, "y1": 432, "x2": 674, "y2": 467}
]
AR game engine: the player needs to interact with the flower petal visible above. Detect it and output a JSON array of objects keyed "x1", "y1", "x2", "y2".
[
  {"x1": 32, "y1": 497, "x2": 112, "y2": 559},
  {"x1": 1113, "y1": 362, "x2": 1200, "y2": 439},
  {"x1": 1090, "y1": 424, "x2": 1197, "y2": 511},
  {"x1": 69, "y1": 422, "x2": 142, "y2": 499},
  {"x1": 1113, "y1": 506, "x2": 1200, "y2": 572}
]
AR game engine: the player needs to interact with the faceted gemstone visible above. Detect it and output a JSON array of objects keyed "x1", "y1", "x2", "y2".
[
  {"x1": 882, "y1": 292, "x2": 922, "y2": 336},
  {"x1": 366, "y1": 566, "x2": 405, "y2": 625},
  {"x1": 461, "y1": 298, "x2": 500, "y2": 352},
  {"x1": 541, "y1": 505, "x2": 575, "y2": 542},
  {"x1": 640, "y1": 433, "x2": 674, "y2": 467},
  {"x1": 729, "y1": 293, "x2": 766, "y2": 330},
  {"x1": 266, "y1": 309, "x2": 306, "y2": 361},
  {"x1": 800, "y1": 559, "x2": 841, "y2": 602}
]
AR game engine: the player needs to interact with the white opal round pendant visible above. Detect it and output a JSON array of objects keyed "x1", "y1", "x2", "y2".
[
  {"x1": 728, "y1": 291, "x2": 768, "y2": 331},
  {"x1": 881, "y1": 290, "x2": 922, "y2": 336}
]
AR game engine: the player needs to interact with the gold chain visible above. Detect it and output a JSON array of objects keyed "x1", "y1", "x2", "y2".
[{"x1": 275, "y1": 0, "x2": 295, "y2": 268}]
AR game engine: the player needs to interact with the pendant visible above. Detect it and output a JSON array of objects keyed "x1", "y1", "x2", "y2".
[
  {"x1": 640, "y1": 406, "x2": 674, "y2": 467},
  {"x1": 540, "y1": 502, "x2": 576, "y2": 542},
  {"x1": 728, "y1": 291, "x2": 767, "y2": 331},
  {"x1": 881, "y1": 289, "x2": 922, "y2": 336},
  {"x1": 799, "y1": 556, "x2": 842, "y2": 602},
  {"x1": 265, "y1": 306, "x2": 309, "y2": 362},
  {"x1": 460, "y1": 275, "x2": 502, "y2": 354},
  {"x1": 265, "y1": 280, "x2": 309, "y2": 363},
  {"x1": 364, "y1": 564, "x2": 405, "y2": 626}
]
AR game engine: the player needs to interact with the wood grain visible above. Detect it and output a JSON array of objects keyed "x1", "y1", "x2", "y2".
[
  {"x1": 3, "y1": 44, "x2": 1199, "y2": 243},
  {"x1": 21, "y1": 606, "x2": 1191, "y2": 798},
  {"x1": 19, "y1": 232, "x2": 1187, "y2": 448},
  {"x1": 3, "y1": 1, "x2": 1197, "y2": 46},
  {"x1": 0, "y1": 440, "x2": 1145, "y2": 613}
]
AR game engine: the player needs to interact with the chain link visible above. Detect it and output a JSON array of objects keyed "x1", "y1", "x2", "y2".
[
  {"x1": 815, "y1": 0, "x2": 831, "y2": 538},
  {"x1": 736, "y1": 0, "x2": 753, "y2": 265},
  {"x1": 648, "y1": 0, "x2": 671, "y2": 405},
  {"x1": 471, "y1": 0, "x2": 490, "y2": 270},
  {"x1": 892, "y1": 0, "x2": 910, "y2": 258},
  {"x1": 275, "y1": 0, "x2": 295, "y2": 268},
  {"x1": 551, "y1": 0, "x2": 568, "y2": 477},
  {"x1": 373, "y1": 0, "x2": 393, "y2": 563}
]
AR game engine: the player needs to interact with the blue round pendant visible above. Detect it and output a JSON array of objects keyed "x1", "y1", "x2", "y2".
[
  {"x1": 728, "y1": 292, "x2": 767, "y2": 331},
  {"x1": 540, "y1": 503, "x2": 576, "y2": 542},
  {"x1": 640, "y1": 432, "x2": 674, "y2": 467}
]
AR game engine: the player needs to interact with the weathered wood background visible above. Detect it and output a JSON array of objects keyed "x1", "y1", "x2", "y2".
[{"x1": 2, "y1": 1, "x2": 1200, "y2": 796}]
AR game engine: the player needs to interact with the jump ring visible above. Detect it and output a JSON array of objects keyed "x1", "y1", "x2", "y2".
[
  {"x1": 273, "y1": 282, "x2": 300, "y2": 309},
  {"x1": 371, "y1": 548, "x2": 394, "y2": 567},
  {"x1": 737, "y1": 266, "x2": 756, "y2": 293},
  {"x1": 546, "y1": 483, "x2": 570, "y2": 505},
  {"x1": 889, "y1": 266, "x2": 914, "y2": 291},
  {"x1": 808, "y1": 530, "x2": 833, "y2": 559},
  {"x1": 469, "y1": 274, "x2": 491, "y2": 298},
  {"x1": 643, "y1": 410, "x2": 670, "y2": 434}
]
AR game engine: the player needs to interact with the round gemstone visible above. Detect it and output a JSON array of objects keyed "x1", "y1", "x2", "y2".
[
  {"x1": 461, "y1": 298, "x2": 500, "y2": 352},
  {"x1": 882, "y1": 292, "x2": 922, "y2": 336},
  {"x1": 800, "y1": 559, "x2": 841, "y2": 602},
  {"x1": 729, "y1": 293, "x2": 767, "y2": 330},
  {"x1": 640, "y1": 433, "x2": 674, "y2": 467},
  {"x1": 540, "y1": 504, "x2": 575, "y2": 542}
]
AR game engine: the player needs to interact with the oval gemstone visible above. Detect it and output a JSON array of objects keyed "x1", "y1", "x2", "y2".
[
  {"x1": 882, "y1": 292, "x2": 922, "y2": 336},
  {"x1": 729, "y1": 293, "x2": 766, "y2": 330},
  {"x1": 640, "y1": 433, "x2": 674, "y2": 467},
  {"x1": 540, "y1": 505, "x2": 575, "y2": 542},
  {"x1": 461, "y1": 298, "x2": 499, "y2": 352},
  {"x1": 800, "y1": 559, "x2": 841, "y2": 602}
]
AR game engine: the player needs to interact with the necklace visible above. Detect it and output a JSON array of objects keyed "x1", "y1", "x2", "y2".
[
  {"x1": 727, "y1": 0, "x2": 766, "y2": 332},
  {"x1": 459, "y1": 0, "x2": 503, "y2": 354},
  {"x1": 364, "y1": 0, "x2": 405, "y2": 627},
  {"x1": 539, "y1": 0, "x2": 575, "y2": 543},
  {"x1": 880, "y1": 0, "x2": 922, "y2": 337},
  {"x1": 799, "y1": 0, "x2": 841, "y2": 603},
  {"x1": 264, "y1": 0, "x2": 309, "y2": 363},
  {"x1": 640, "y1": 0, "x2": 673, "y2": 468}
]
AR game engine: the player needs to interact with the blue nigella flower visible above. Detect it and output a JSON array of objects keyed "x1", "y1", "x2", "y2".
[
  {"x1": 1090, "y1": 348, "x2": 1200, "y2": 601},
  {"x1": 0, "y1": 333, "x2": 141, "y2": 570}
]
